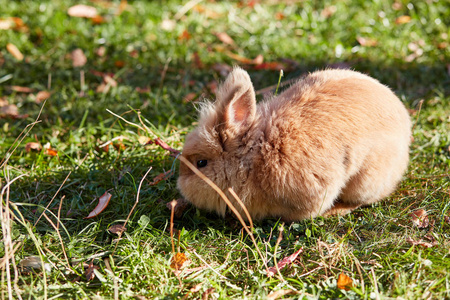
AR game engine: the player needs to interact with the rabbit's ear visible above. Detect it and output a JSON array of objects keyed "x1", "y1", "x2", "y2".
[{"x1": 217, "y1": 67, "x2": 256, "y2": 129}]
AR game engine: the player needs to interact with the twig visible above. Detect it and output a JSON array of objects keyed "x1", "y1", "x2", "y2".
[
  {"x1": 227, "y1": 188, "x2": 253, "y2": 231},
  {"x1": 106, "y1": 109, "x2": 145, "y2": 131},
  {"x1": 411, "y1": 99, "x2": 424, "y2": 135},
  {"x1": 98, "y1": 136, "x2": 132, "y2": 148},
  {"x1": 170, "y1": 200, "x2": 177, "y2": 254},
  {"x1": 41, "y1": 212, "x2": 70, "y2": 267},
  {"x1": 273, "y1": 223, "x2": 285, "y2": 281}
]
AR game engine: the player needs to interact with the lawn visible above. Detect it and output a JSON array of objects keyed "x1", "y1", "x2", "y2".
[{"x1": 1, "y1": 0, "x2": 449, "y2": 299}]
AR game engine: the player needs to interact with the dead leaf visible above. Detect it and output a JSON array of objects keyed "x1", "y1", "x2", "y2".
[
  {"x1": 0, "y1": 104, "x2": 19, "y2": 117},
  {"x1": 410, "y1": 209, "x2": 429, "y2": 228},
  {"x1": 406, "y1": 237, "x2": 437, "y2": 248},
  {"x1": 161, "y1": 19, "x2": 176, "y2": 31},
  {"x1": 267, "y1": 289, "x2": 300, "y2": 300},
  {"x1": 71, "y1": 49, "x2": 87, "y2": 67},
  {"x1": 45, "y1": 148, "x2": 58, "y2": 156},
  {"x1": 0, "y1": 17, "x2": 27, "y2": 31},
  {"x1": 321, "y1": 5, "x2": 337, "y2": 18},
  {"x1": 193, "y1": 52, "x2": 203, "y2": 69},
  {"x1": 166, "y1": 198, "x2": 189, "y2": 218},
  {"x1": 138, "y1": 136, "x2": 152, "y2": 145},
  {"x1": 267, "y1": 247, "x2": 303, "y2": 277},
  {"x1": 91, "y1": 15, "x2": 105, "y2": 25},
  {"x1": 108, "y1": 224, "x2": 126, "y2": 235},
  {"x1": 178, "y1": 30, "x2": 191, "y2": 41},
  {"x1": 25, "y1": 142, "x2": 42, "y2": 153},
  {"x1": 183, "y1": 92, "x2": 197, "y2": 103},
  {"x1": 337, "y1": 273, "x2": 354, "y2": 290},
  {"x1": 395, "y1": 15, "x2": 411, "y2": 24},
  {"x1": 392, "y1": 2, "x2": 402, "y2": 10},
  {"x1": 135, "y1": 87, "x2": 151, "y2": 93},
  {"x1": 116, "y1": 0, "x2": 127, "y2": 15},
  {"x1": 149, "y1": 170, "x2": 173, "y2": 186},
  {"x1": 254, "y1": 62, "x2": 285, "y2": 71},
  {"x1": 356, "y1": 36, "x2": 378, "y2": 47},
  {"x1": 11, "y1": 86, "x2": 34, "y2": 93},
  {"x1": 212, "y1": 63, "x2": 232, "y2": 77},
  {"x1": 153, "y1": 138, "x2": 180, "y2": 156},
  {"x1": 35, "y1": 91, "x2": 51, "y2": 103},
  {"x1": 68, "y1": 4, "x2": 98, "y2": 18},
  {"x1": 95, "y1": 46, "x2": 106, "y2": 57},
  {"x1": 114, "y1": 60, "x2": 125, "y2": 68},
  {"x1": 215, "y1": 32, "x2": 235, "y2": 46},
  {"x1": 104, "y1": 75, "x2": 117, "y2": 87},
  {"x1": 225, "y1": 52, "x2": 263, "y2": 65},
  {"x1": 170, "y1": 252, "x2": 189, "y2": 270},
  {"x1": 6, "y1": 43, "x2": 24, "y2": 61},
  {"x1": 85, "y1": 192, "x2": 112, "y2": 219},
  {"x1": 85, "y1": 260, "x2": 99, "y2": 281}
]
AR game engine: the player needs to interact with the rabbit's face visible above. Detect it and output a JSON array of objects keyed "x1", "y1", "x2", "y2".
[{"x1": 177, "y1": 67, "x2": 257, "y2": 216}]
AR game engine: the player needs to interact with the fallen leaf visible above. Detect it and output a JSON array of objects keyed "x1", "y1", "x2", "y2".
[
  {"x1": 170, "y1": 252, "x2": 189, "y2": 270},
  {"x1": 149, "y1": 170, "x2": 173, "y2": 186},
  {"x1": 18, "y1": 256, "x2": 52, "y2": 274},
  {"x1": 321, "y1": 5, "x2": 337, "y2": 18},
  {"x1": 193, "y1": 52, "x2": 203, "y2": 69},
  {"x1": 183, "y1": 92, "x2": 197, "y2": 103},
  {"x1": 356, "y1": 36, "x2": 378, "y2": 47},
  {"x1": 91, "y1": 15, "x2": 105, "y2": 25},
  {"x1": 95, "y1": 46, "x2": 106, "y2": 57},
  {"x1": 225, "y1": 52, "x2": 263, "y2": 65},
  {"x1": 410, "y1": 209, "x2": 429, "y2": 228},
  {"x1": 11, "y1": 86, "x2": 34, "y2": 93},
  {"x1": 135, "y1": 87, "x2": 151, "y2": 93},
  {"x1": 275, "y1": 12, "x2": 285, "y2": 20},
  {"x1": 85, "y1": 192, "x2": 112, "y2": 219},
  {"x1": 114, "y1": 60, "x2": 125, "y2": 68},
  {"x1": 35, "y1": 91, "x2": 51, "y2": 103},
  {"x1": 212, "y1": 63, "x2": 232, "y2": 77},
  {"x1": 254, "y1": 62, "x2": 285, "y2": 71},
  {"x1": 215, "y1": 32, "x2": 235, "y2": 46},
  {"x1": 0, "y1": 17, "x2": 27, "y2": 31},
  {"x1": 267, "y1": 247, "x2": 303, "y2": 277},
  {"x1": 25, "y1": 142, "x2": 42, "y2": 153},
  {"x1": 267, "y1": 289, "x2": 300, "y2": 300},
  {"x1": 406, "y1": 237, "x2": 437, "y2": 248},
  {"x1": 6, "y1": 43, "x2": 24, "y2": 61},
  {"x1": 392, "y1": 2, "x2": 402, "y2": 10},
  {"x1": 68, "y1": 4, "x2": 98, "y2": 18},
  {"x1": 71, "y1": 49, "x2": 87, "y2": 67},
  {"x1": 444, "y1": 215, "x2": 450, "y2": 225},
  {"x1": 178, "y1": 30, "x2": 191, "y2": 41},
  {"x1": 108, "y1": 224, "x2": 126, "y2": 235},
  {"x1": 116, "y1": 0, "x2": 127, "y2": 15},
  {"x1": 166, "y1": 198, "x2": 189, "y2": 218},
  {"x1": 161, "y1": 19, "x2": 176, "y2": 31},
  {"x1": 45, "y1": 148, "x2": 58, "y2": 156},
  {"x1": 395, "y1": 15, "x2": 411, "y2": 24},
  {"x1": 85, "y1": 260, "x2": 99, "y2": 281},
  {"x1": 0, "y1": 104, "x2": 19, "y2": 117},
  {"x1": 104, "y1": 75, "x2": 117, "y2": 87},
  {"x1": 337, "y1": 273, "x2": 354, "y2": 290},
  {"x1": 138, "y1": 136, "x2": 152, "y2": 145},
  {"x1": 153, "y1": 138, "x2": 181, "y2": 156}
]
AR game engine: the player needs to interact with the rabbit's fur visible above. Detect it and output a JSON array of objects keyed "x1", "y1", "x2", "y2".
[{"x1": 178, "y1": 67, "x2": 411, "y2": 221}]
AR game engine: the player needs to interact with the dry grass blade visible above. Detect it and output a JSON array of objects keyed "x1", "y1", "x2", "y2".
[
  {"x1": 41, "y1": 213, "x2": 70, "y2": 267},
  {"x1": 227, "y1": 188, "x2": 253, "y2": 230},
  {"x1": 178, "y1": 155, "x2": 269, "y2": 272}
]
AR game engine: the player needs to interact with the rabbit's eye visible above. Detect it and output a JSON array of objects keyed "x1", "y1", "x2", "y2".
[{"x1": 196, "y1": 160, "x2": 208, "y2": 168}]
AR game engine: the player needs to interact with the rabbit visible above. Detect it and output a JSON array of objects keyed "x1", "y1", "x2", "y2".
[{"x1": 177, "y1": 67, "x2": 411, "y2": 221}]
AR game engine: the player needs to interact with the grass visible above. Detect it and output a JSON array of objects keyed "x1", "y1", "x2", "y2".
[{"x1": 1, "y1": 0, "x2": 449, "y2": 299}]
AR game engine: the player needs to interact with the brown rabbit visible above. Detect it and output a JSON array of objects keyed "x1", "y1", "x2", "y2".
[{"x1": 177, "y1": 67, "x2": 411, "y2": 221}]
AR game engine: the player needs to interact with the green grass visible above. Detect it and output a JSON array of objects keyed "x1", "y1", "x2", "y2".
[{"x1": 1, "y1": 0, "x2": 449, "y2": 299}]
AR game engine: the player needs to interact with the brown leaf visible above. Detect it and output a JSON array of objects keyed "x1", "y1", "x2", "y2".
[
  {"x1": 35, "y1": 91, "x2": 51, "y2": 104},
  {"x1": 11, "y1": 86, "x2": 34, "y2": 93},
  {"x1": 406, "y1": 237, "x2": 437, "y2": 248},
  {"x1": 178, "y1": 30, "x2": 191, "y2": 41},
  {"x1": 254, "y1": 62, "x2": 285, "y2": 71},
  {"x1": 202, "y1": 288, "x2": 215, "y2": 300},
  {"x1": 321, "y1": 6, "x2": 337, "y2": 18},
  {"x1": 116, "y1": 0, "x2": 128, "y2": 15},
  {"x1": 104, "y1": 75, "x2": 117, "y2": 87},
  {"x1": 114, "y1": 60, "x2": 125, "y2": 68},
  {"x1": 71, "y1": 49, "x2": 87, "y2": 67},
  {"x1": 85, "y1": 260, "x2": 99, "y2": 281},
  {"x1": 6, "y1": 43, "x2": 24, "y2": 61},
  {"x1": 337, "y1": 273, "x2": 354, "y2": 290},
  {"x1": 108, "y1": 224, "x2": 126, "y2": 235},
  {"x1": 225, "y1": 52, "x2": 263, "y2": 65},
  {"x1": 444, "y1": 215, "x2": 450, "y2": 225},
  {"x1": 183, "y1": 92, "x2": 197, "y2": 103},
  {"x1": 267, "y1": 247, "x2": 303, "y2": 277},
  {"x1": 395, "y1": 15, "x2": 411, "y2": 24},
  {"x1": 215, "y1": 32, "x2": 235, "y2": 46},
  {"x1": 267, "y1": 290, "x2": 300, "y2": 300},
  {"x1": 166, "y1": 198, "x2": 189, "y2": 218},
  {"x1": 45, "y1": 148, "x2": 58, "y2": 156},
  {"x1": 212, "y1": 63, "x2": 232, "y2": 77},
  {"x1": 153, "y1": 138, "x2": 180, "y2": 156},
  {"x1": 25, "y1": 142, "x2": 42, "y2": 153},
  {"x1": 68, "y1": 4, "x2": 98, "y2": 18},
  {"x1": 91, "y1": 15, "x2": 105, "y2": 25},
  {"x1": 138, "y1": 136, "x2": 152, "y2": 145},
  {"x1": 149, "y1": 170, "x2": 173, "y2": 186},
  {"x1": 170, "y1": 252, "x2": 189, "y2": 270},
  {"x1": 0, "y1": 17, "x2": 27, "y2": 31},
  {"x1": 410, "y1": 209, "x2": 429, "y2": 228},
  {"x1": 0, "y1": 104, "x2": 19, "y2": 117},
  {"x1": 95, "y1": 46, "x2": 106, "y2": 57},
  {"x1": 193, "y1": 52, "x2": 203, "y2": 69},
  {"x1": 275, "y1": 12, "x2": 285, "y2": 20},
  {"x1": 356, "y1": 36, "x2": 378, "y2": 47},
  {"x1": 135, "y1": 87, "x2": 151, "y2": 93},
  {"x1": 85, "y1": 192, "x2": 112, "y2": 219}
]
